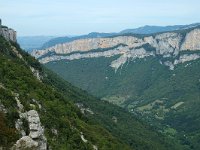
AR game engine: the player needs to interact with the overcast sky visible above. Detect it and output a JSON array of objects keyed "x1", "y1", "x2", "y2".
[{"x1": 0, "y1": 0, "x2": 200, "y2": 36}]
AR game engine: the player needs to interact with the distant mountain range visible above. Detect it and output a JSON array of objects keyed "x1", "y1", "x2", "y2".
[
  {"x1": 40, "y1": 23, "x2": 200, "y2": 49},
  {"x1": 120, "y1": 23, "x2": 200, "y2": 34},
  {"x1": 18, "y1": 23, "x2": 200, "y2": 51},
  {"x1": 17, "y1": 36, "x2": 56, "y2": 51},
  {"x1": 40, "y1": 32, "x2": 116, "y2": 49}
]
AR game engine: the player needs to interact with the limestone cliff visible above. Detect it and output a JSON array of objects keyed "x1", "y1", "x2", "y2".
[
  {"x1": 181, "y1": 29, "x2": 200, "y2": 50},
  {"x1": 31, "y1": 27, "x2": 200, "y2": 70},
  {"x1": 13, "y1": 110, "x2": 47, "y2": 150},
  {"x1": 13, "y1": 92, "x2": 47, "y2": 150},
  {"x1": 0, "y1": 19, "x2": 17, "y2": 42}
]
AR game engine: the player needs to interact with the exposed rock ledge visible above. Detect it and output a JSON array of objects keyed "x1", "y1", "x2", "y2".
[
  {"x1": 31, "y1": 28, "x2": 200, "y2": 71},
  {"x1": 13, "y1": 94, "x2": 47, "y2": 150},
  {"x1": 13, "y1": 110, "x2": 47, "y2": 150}
]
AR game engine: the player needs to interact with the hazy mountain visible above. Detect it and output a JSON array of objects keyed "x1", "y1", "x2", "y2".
[
  {"x1": 37, "y1": 23, "x2": 200, "y2": 50},
  {"x1": 120, "y1": 23, "x2": 200, "y2": 34},
  {"x1": 17, "y1": 36, "x2": 55, "y2": 52},
  {"x1": 41, "y1": 32, "x2": 116, "y2": 49}
]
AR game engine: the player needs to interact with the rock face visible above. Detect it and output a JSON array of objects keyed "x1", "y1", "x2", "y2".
[
  {"x1": 13, "y1": 136, "x2": 38, "y2": 150},
  {"x1": 27, "y1": 110, "x2": 44, "y2": 139},
  {"x1": 30, "y1": 67, "x2": 42, "y2": 81},
  {"x1": 0, "y1": 27, "x2": 17, "y2": 42},
  {"x1": 14, "y1": 110, "x2": 47, "y2": 150},
  {"x1": 27, "y1": 110, "x2": 47, "y2": 150},
  {"x1": 14, "y1": 93, "x2": 47, "y2": 150},
  {"x1": 0, "y1": 19, "x2": 17, "y2": 42},
  {"x1": 181, "y1": 29, "x2": 200, "y2": 50},
  {"x1": 76, "y1": 103, "x2": 94, "y2": 115},
  {"x1": 31, "y1": 28, "x2": 200, "y2": 70}
]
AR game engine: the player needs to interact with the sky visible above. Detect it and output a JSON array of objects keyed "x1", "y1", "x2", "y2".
[{"x1": 0, "y1": 0, "x2": 200, "y2": 36}]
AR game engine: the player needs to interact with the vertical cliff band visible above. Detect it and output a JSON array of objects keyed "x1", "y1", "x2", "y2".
[{"x1": 0, "y1": 19, "x2": 17, "y2": 42}]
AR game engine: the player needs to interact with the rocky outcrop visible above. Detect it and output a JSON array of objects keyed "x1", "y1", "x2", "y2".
[
  {"x1": 80, "y1": 132, "x2": 98, "y2": 150},
  {"x1": 144, "y1": 32, "x2": 182, "y2": 56},
  {"x1": 14, "y1": 110, "x2": 47, "y2": 150},
  {"x1": 0, "y1": 103, "x2": 7, "y2": 113},
  {"x1": 0, "y1": 86, "x2": 46, "y2": 150},
  {"x1": 110, "y1": 48, "x2": 154, "y2": 71},
  {"x1": 14, "y1": 93, "x2": 47, "y2": 150},
  {"x1": 0, "y1": 28, "x2": 17, "y2": 42},
  {"x1": 13, "y1": 136, "x2": 38, "y2": 150},
  {"x1": 30, "y1": 67, "x2": 42, "y2": 81},
  {"x1": 31, "y1": 36, "x2": 145, "y2": 58},
  {"x1": 0, "y1": 19, "x2": 17, "y2": 42},
  {"x1": 31, "y1": 28, "x2": 200, "y2": 71},
  {"x1": 76, "y1": 103, "x2": 94, "y2": 115},
  {"x1": 181, "y1": 29, "x2": 200, "y2": 50},
  {"x1": 174, "y1": 54, "x2": 200, "y2": 65}
]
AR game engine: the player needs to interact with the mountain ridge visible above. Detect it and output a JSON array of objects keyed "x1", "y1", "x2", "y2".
[
  {"x1": 32, "y1": 25, "x2": 200, "y2": 71},
  {"x1": 36, "y1": 23, "x2": 200, "y2": 49},
  {"x1": 120, "y1": 23, "x2": 200, "y2": 34}
]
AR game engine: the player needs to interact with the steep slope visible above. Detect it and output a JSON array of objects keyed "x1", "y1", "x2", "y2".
[
  {"x1": 43, "y1": 68, "x2": 185, "y2": 150},
  {"x1": 0, "y1": 36, "x2": 131, "y2": 149},
  {"x1": 31, "y1": 26, "x2": 200, "y2": 149},
  {"x1": 0, "y1": 35, "x2": 184, "y2": 150}
]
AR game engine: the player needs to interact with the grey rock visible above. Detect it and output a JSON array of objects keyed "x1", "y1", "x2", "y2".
[
  {"x1": 31, "y1": 28, "x2": 200, "y2": 71},
  {"x1": 14, "y1": 95, "x2": 47, "y2": 150},
  {"x1": 181, "y1": 29, "x2": 200, "y2": 50},
  {"x1": 0, "y1": 103, "x2": 7, "y2": 113},
  {"x1": 0, "y1": 19, "x2": 17, "y2": 42},
  {"x1": 13, "y1": 136, "x2": 38, "y2": 150}
]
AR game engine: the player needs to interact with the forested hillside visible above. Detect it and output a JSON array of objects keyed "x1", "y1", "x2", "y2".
[
  {"x1": 0, "y1": 36, "x2": 184, "y2": 149},
  {"x1": 0, "y1": 36, "x2": 131, "y2": 149}
]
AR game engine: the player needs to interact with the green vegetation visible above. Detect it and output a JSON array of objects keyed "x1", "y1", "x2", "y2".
[
  {"x1": 46, "y1": 51, "x2": 200, "y2": 149},
  {"x1": 45, "y1": 61, "x2": 186, "y2": 150},
  {"x1": 0, "y1": 36, "x2": 131, "y2": 149},
  {"x1": 0, "y1": 112, "x2": 19, "y2": 148},
  {"x1": 0, "y1": 35, "x2": 187, "y2": 149}
]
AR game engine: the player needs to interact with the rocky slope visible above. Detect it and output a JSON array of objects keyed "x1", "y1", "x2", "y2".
[{"x1": 32, "y1": 27, "x2": 200, "y2": 71}]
